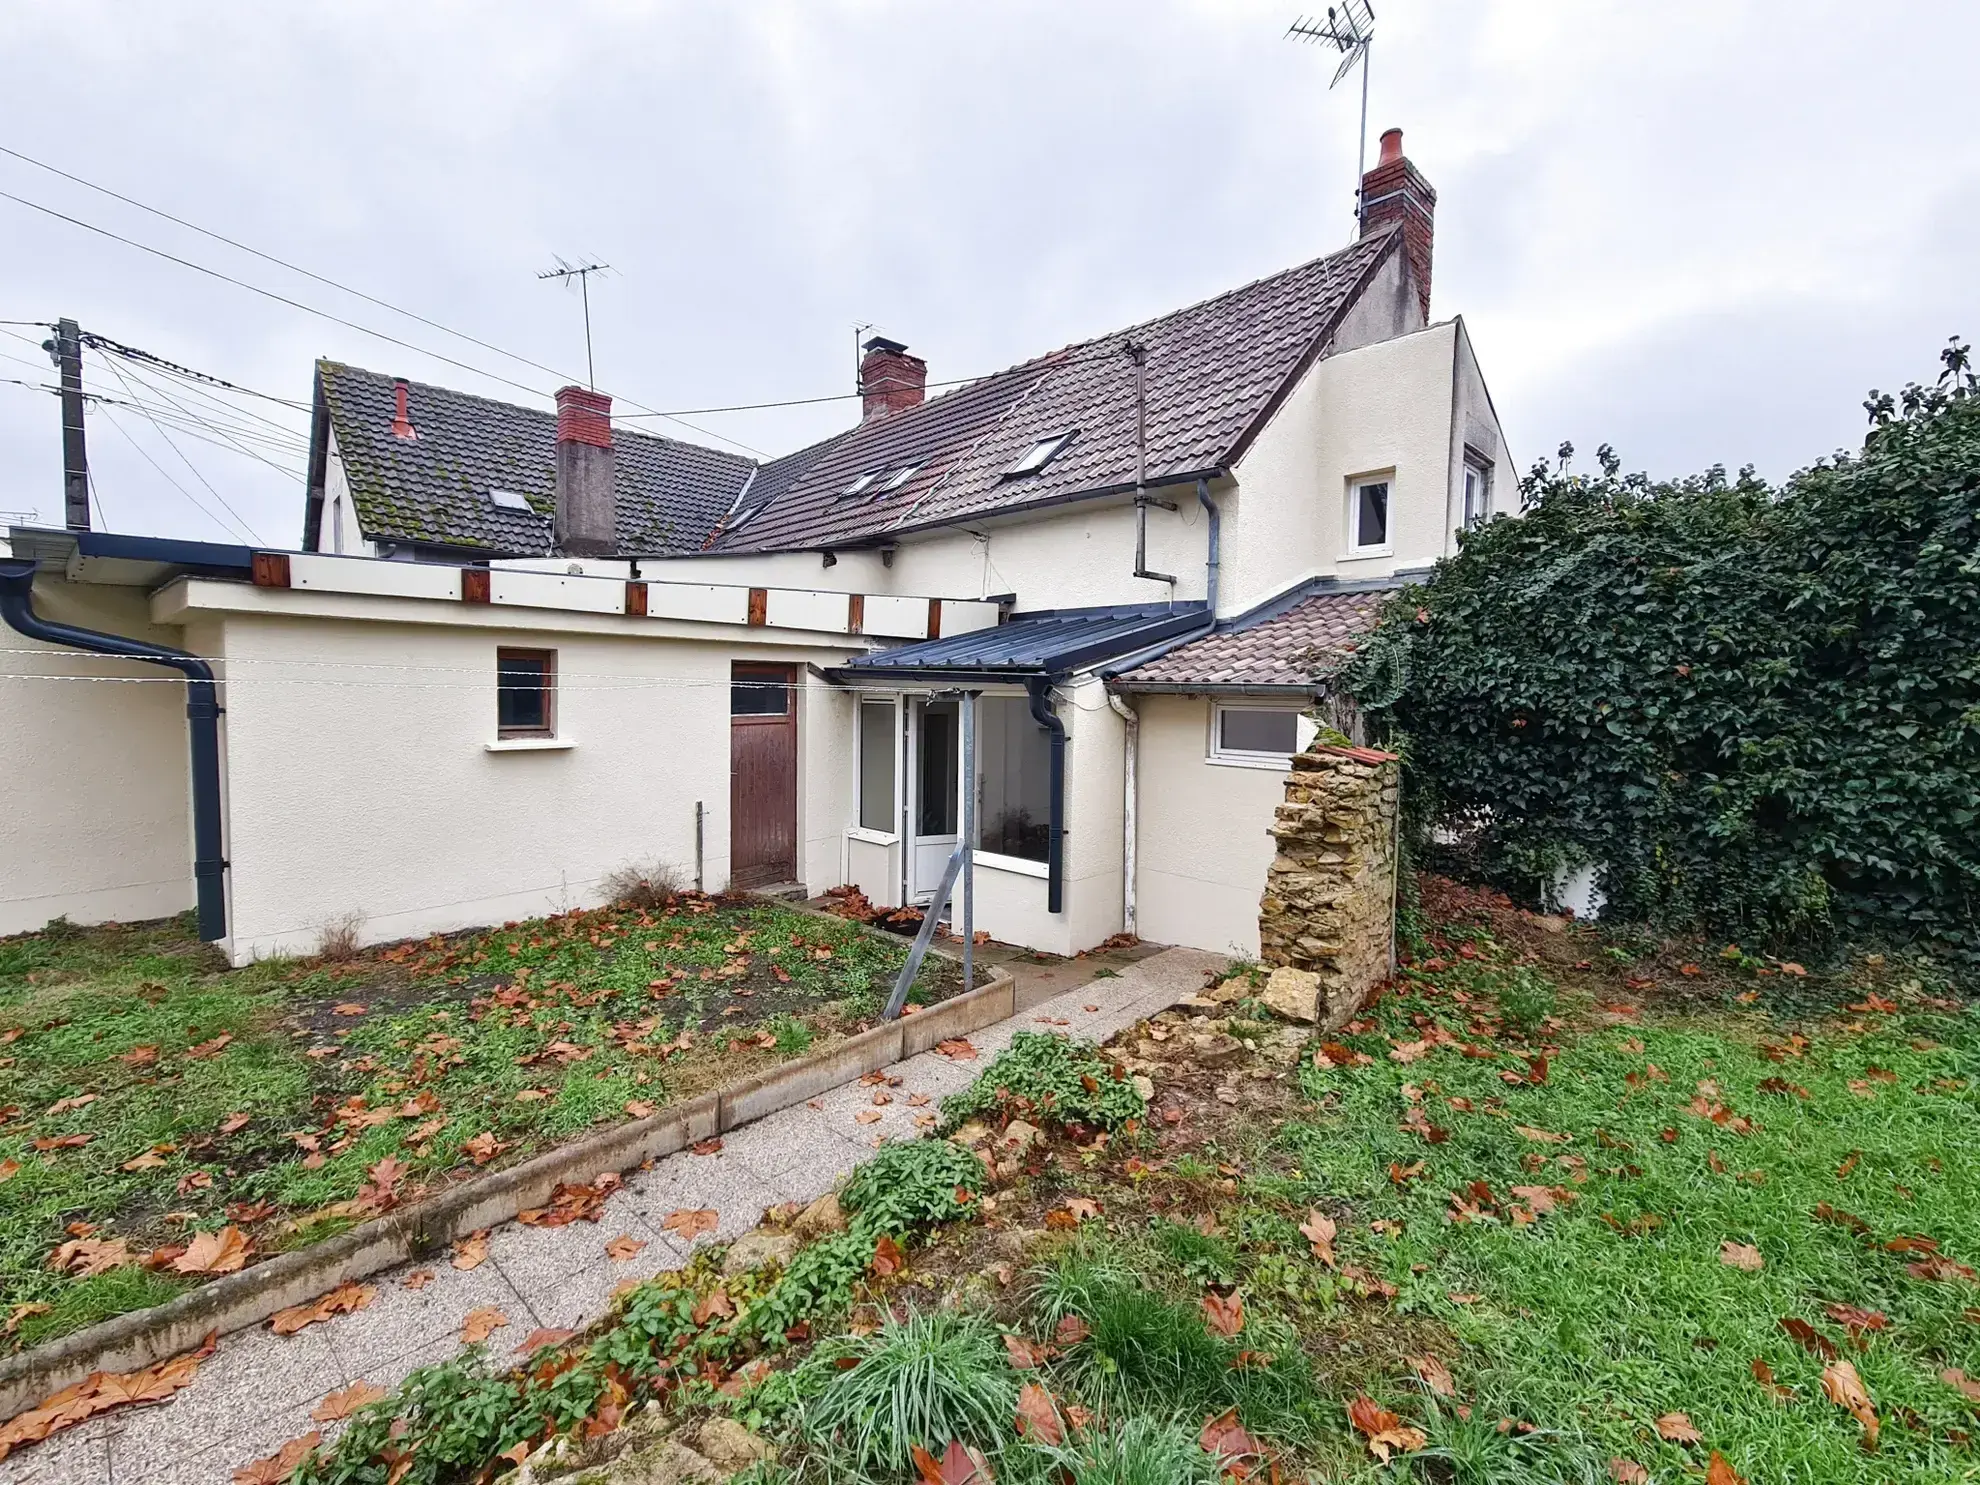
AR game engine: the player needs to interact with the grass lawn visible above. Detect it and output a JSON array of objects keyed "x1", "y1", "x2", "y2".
[
  {"x1": 17, "y1": 876, "x2": 1980, "y2": 1485},
  {"x1": 0, "y1": 894, "x2": 958, "y2": 1353}
]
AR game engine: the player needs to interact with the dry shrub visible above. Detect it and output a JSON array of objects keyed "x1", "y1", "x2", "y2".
[
  {"x1": 601, "y1": 861, "x2": 685, "y2": 910},
  {"x1": 317, "y1": 912, "x2": 364, "y2": 962}
]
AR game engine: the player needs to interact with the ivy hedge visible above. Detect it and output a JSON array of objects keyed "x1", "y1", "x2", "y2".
[{"x1": 1340, "y1": 340, "x2": 1980, "y2": 960}]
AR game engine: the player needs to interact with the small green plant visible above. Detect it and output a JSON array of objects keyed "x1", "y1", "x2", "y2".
[
  {"x1": 841, "y1": 1138, "x2": 984, "y2": 1233},
  {"x1": 941, "y1": 1032, "x2": 1147, "y2": 1132},
  {"x1": 769, "y1": 1013, "x2": 813, "y2": 1055},
  {"x1": 1492, "y1": 964, "x2": 1557, "y2": 1034},
  {"x1": 1149, "y1": 1217, "x2": 1237, "y2": 1286},
  {"x1": 798, "y1": 1308, "x2": 1018, "y2": 1480}
]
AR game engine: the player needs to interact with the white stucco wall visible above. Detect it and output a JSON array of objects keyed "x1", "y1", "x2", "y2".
[
  {"x1": 1133, "y1": 693, "x2": 1286, "y2": 959},
  {"x1": 0, "y1": 580, "x2": 196, "y2": 935},
  {"x1": 207, "y1": 609, "x2": 856, "y2": 963},
  {"x1": 1226, "y1": 320, "x2": 1462, "y2": 602},
  {"x1": 1449, "y1": 318, "x2": 1517, "y2": 531}
]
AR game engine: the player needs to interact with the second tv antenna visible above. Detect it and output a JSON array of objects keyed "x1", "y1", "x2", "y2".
[
  {"x1": 1288, "y1": 3, "x2": 1376, "y2": 229},
  {"x1": 537, "y1": 256, "x2": 612, "y2": 389}
]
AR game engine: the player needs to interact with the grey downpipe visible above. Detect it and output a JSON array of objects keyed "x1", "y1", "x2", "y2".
[
  {"x1": 1025, "y1": 674, "x2": 1067, "y2": 916},
  {"x1": 1097, "y1": 477, "x2": 1223, "y2": 682},
  {"x1": 1199, "y1": 477, "x2": 1220, "y2": 616},
  {"x1": 1106, "y1": 691, "x2": 1138, "y2": 937},
  {"x1": 0, "y1": 559, "x2": 227, "y2": 942},
  {"x1": 1127, "y1": 340, "x2": 1176, "y2": 589}
]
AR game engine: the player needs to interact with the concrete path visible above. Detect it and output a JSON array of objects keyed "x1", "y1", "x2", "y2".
[{"x1": 1, "y1": 946, "x2": 1224, "y2": 1485}]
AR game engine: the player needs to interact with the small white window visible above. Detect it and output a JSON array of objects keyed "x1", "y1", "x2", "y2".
[
  {"x1": 840, "y1": 472, "x2": 879, "y2": 498},
  {"x1": 1210, "y1": 705, "x2": 1302, "y2": 768},
  {"x1": 1349, "y1": 476, "x2": 1391, "y2": 554},
  {"x1": 1462, "y1": 457, "x2": 1492, "y2": 528},
  {"x1": 488, "y1": 488, "x2": 533, "y2": 511},
  {"x1": 878, "y1": 464, "x2": 920, "y2": 495},
  {"x1": 1004, "y1": 430, "x2": 1077, "y2": 478}
]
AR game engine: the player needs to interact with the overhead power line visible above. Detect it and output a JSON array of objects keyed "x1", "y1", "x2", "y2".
[{"x1": 0, "y1": 154, "x2": 763, "y2": 455}]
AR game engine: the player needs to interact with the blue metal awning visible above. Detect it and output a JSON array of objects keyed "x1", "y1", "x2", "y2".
[{"x1": 832, "y1": 602, "x2": 1207, "y2": 682}]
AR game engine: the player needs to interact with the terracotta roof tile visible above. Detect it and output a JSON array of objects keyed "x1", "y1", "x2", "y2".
[{"x1": 1114, "y1": 586, "x2": 1388, "y2": 689}]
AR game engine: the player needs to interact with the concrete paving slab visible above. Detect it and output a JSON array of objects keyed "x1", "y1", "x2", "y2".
[
  {"x1": 0, "y1": 1418, "x2": 110, "y2": 1485},
  {"x1": 615, "y1": 1153, "x2": 784, "y2": 1251},
  {"x1": 314, "y1": 1254, "x2": 533, "y2": 1379}
]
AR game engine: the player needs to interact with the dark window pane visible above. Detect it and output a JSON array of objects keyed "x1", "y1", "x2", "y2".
[
  {"x1": 497, "y1": 654, "x2": 548, "y2": 731},
  {"x1": 859, "y1": 700, "x2": 896, "y2": 833},
  {"x1": 1220, "y1": 708, "x2": 1298, "y2": 756},
  {"x1": 977, "y1": 695, "x2": 1051, "y2": 863},
  {"x1": 918, "y1": 702, "x2": 958, "y2": 836},
  {"x1": 731, "y1": 675, "x2": 788, "y2": 715},
  {"x1": 1356, "y1": 481, "x2": 1388, "y2": 547}
]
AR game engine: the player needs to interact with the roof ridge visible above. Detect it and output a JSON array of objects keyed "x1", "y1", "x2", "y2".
[{"x1": 316, "y1": 359, "x2": 756, "y2": 468}]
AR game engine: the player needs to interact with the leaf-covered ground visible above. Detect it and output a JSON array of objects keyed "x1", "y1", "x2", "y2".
[
  {"x1": 0, "y1": 896, "x2": 956, "y2": 1352},
  {"x1": 16, "y1": 877, "x2": 1978, "y2": 1484}
]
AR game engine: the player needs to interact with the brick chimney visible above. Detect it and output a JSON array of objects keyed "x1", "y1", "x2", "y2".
[
  {"x1": 1359, "y1": 127, "x2": 1437, "y2": 325},
  {"x1": 553, "y1": 385, "x2": 616, "y2": 556},
  {"x1": 859, "y1": 336, "x2": 927, "y2": 421}
]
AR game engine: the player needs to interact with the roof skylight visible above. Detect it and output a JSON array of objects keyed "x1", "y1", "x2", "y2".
[
  {"x1": 1004, "y1": 431, "x2": 1077, "y2": 478},
  {"x1": 877, "y1": 463, "x2": 920, "y2": 495},
  {"x1": 488, "y1": 488, "x2": 533, "y2": 511},
  {"x1": 839, "y1": 472, "x2": 879, "y2": 499}
]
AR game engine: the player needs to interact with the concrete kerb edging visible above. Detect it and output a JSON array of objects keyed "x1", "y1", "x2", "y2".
[{"x1": 0, "y1": 961, "x2": 1016, "y2": 1426}]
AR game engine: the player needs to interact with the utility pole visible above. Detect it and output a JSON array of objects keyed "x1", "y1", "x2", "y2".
[
  {"x1": 49, "y1": 318, "x2": 89, "y2": 530},
  {"x1": 537, "y1": 257, "x2": 611, "y2": 390}
]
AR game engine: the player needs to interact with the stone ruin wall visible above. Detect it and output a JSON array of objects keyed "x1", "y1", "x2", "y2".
[{"x1": 1257, "y1": 744, "x2": 1401, "y2": 1029}]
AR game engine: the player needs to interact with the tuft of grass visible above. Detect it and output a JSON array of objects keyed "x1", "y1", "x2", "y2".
[
  {"x1": 1491, "y1": 963, "x2": 1557, "y2": 1033},
  {"x1": 1032, "y1": 1416, "x2": 1228, "y2": 1485},
  {"x1": 797, "y1": 1308, "x2": 1018, "y2": 1480}
]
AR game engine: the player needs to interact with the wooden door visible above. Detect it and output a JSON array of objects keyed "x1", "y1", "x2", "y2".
[{"x1": 730, "y1": 662, "x2": 798, "y2": 889}]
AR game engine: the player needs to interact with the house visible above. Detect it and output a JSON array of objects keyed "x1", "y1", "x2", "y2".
[{"x1": 0, "y1": 130, "x2": 1510, "y2": 964}]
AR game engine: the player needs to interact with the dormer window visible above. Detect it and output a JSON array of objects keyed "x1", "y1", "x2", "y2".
[{"x1": 1004, "y1": 430, "x2": 1077, "y2": 478}]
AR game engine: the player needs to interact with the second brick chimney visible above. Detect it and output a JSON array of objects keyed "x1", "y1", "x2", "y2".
[
  {"x1": 1358, "y1": 128, "x2": 1437, "y2": 325},
  {"x1": 553, "y1": 385, "x2": 616, "y2": 556},
  {"x1": 859, "y1": 336, "x2": 927, "y2": 421}
]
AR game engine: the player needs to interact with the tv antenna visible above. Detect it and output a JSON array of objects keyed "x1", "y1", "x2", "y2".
[
  {"x1": 537, "y1": 256, "x2": 612, "y2": 389},
  {"x1": 1287, "y1": 3, "x2": 1376, "y2": 230}
]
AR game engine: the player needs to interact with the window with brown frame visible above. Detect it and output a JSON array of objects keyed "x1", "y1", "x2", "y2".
[{"x1": 496, "y1": 648, "x2": 556, "y2": 737}]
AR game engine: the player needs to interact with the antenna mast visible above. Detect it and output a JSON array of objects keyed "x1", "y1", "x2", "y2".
[
  {"x1": 537, "y1": 256, "x2": 612, "y2": 389},
  {"x1": 1287, "y1": 3, "x2": 1376, "y2": 231}
]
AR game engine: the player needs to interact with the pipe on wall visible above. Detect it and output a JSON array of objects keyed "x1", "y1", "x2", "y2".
[
  {"x1": 1025, "y1": 674, "x2": 1068, "y2": 915},
  {"x1": 0, "y1": 558, "x2": 227, "y2": 942},
  {"x1": 1105, "y1": 691, "x2": 1138, "y2": 937}
]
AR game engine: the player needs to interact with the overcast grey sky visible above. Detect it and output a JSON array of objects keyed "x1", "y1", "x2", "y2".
[{"x1": 1, "y1": 0, "x2": 1974, "y2": 546}]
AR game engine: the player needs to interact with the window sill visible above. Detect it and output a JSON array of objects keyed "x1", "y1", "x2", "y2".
[
  {"x1": 485, "y1": 737, "x2": 575, "y2": 752},
  {"x1": 1339, "y1": 547, "x2": 1394, "y2": 562},
  {"x1": 847, "y1": 827, "x2": 899, "y2": 847},
  {"x1": 1206, "y1": 752, "x2": 1294, "y2": 772},
  {"x1": 972, "y1": 850, "x2": 1049, "y2": 880}
]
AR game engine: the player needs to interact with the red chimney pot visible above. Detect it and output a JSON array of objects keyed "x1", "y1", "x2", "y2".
[
  {"x1": 1377, "y1": 127, "x2": 1404, "y2": 166},
  {"x1": 390, "y1": 378, "x2": 416, "y2": 440}
]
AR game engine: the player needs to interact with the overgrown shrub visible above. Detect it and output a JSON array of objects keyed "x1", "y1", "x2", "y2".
[
  {"x1": 841, "y1": 1137, "x2": 984, "y2": 1232},
  {"x1": 1341, "y1": 340, "x2": 1980, "y2": 960},
  {"x1": 941, "y1": 1032, "x2": 1147, "y2": 1132}
]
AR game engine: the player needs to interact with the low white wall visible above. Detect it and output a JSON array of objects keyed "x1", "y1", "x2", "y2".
[
  {"x1": 0, "y1": 580, "x2": 196, "y2": 936},
  {"x1": 212, "y1": 612, "x2": 851, "y2": 963},
  {"x1": 1133, "y1": 694, "x2": 1283, "y2": 959}
]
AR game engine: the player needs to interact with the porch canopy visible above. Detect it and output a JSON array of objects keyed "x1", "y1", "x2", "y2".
[{"x1": 827, "y1": 602, "x2": 1207, "y2": 914}]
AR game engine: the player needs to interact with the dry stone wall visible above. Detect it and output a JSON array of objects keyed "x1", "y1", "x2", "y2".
[{"x1": 1257, "y1": 744, "x2": 1401, "y2": 1028}]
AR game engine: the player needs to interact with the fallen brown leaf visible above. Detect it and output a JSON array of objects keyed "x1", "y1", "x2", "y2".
[
  {"x1": 605, "y1": 1234, "x2": 648, "y2": 1261},
  {"x1": 1821, "y1": 1357, "x2": 1880, "y2": 1450},
  {"x1": 459, "y1": 1306, "x2": 508, "y2": 1344},
  {"x1": 1705, "y1": 1451, "x2": 1750, "y2": 1485},
  {"x1": 1347, "y1": 1393, "x2": 1427, "y2": 1461},
  {"x1": 269, "y1": 1281, "x2": 375, "y2": 1336},
  {"x1": 513, "y1": 1327, "x2": 576, "y2": 1354},
  {"x1": 1719, "y1": 1241, "x2": 1765, "y2": 1272},
  {"x1": 402, "y1": 1269, "x2": 434, "y2": 1290},
  {"x1": 1655, "y1": 1411, "x2": 1701, "y2": 1444},
  {"x1": 1299, "y1": 1209, "x2": 1339, "y2": 1268},
  {"x1": 230, "y1": 1429, "x2": 321, "y2": 1485},
  {"x1": 661, "y1": 1208, "x2": 719, "y2": 1240},
  {"x1": 1201, "y1": 1290, "x2": 1244, "y2": 1337},
  {"x1": 872, "y1": 1232, "x2": 905, "y2": 1276},
  {"x1": 1015, "y1": 1380, "x2": 1063, "y2": 1446},
  {"x1": 1409, "y1": 1353, "x2": 1457, "y2": 1398},
  {"x1": 451, "y1": 1230, "x2": 491, "y2": 1270},
  {"x1": 310, "y1": 1381, "x2": 387, "y2": 1422},
  {"x1": 1608, "y1": 1461, "x2": 1650, "y2": 1485}
]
